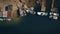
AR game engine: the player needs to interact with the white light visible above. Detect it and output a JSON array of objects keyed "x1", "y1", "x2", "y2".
[
  {"x1": 37, "y1": 12, "x2": 42, "y2": 15},
  {"x1": 26, "y1": 10, "x2": 30, "y2": 13},
  {"x1": 53, "y1": 13, "x2": 57, "y2": 15}
]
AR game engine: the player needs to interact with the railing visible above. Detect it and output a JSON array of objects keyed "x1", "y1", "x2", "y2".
[{"x1": 0, "y1": 9, "x2": 59, "y2": 22}]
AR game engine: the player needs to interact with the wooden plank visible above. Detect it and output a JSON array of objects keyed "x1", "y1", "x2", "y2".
[{"x1": 0, "y1": 12, "x2": 3, "y2": 17}]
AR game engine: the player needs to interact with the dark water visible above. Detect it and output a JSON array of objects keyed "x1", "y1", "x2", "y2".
[{"x1": 0, "y1": 15, "x2": 60, "y2": 34}]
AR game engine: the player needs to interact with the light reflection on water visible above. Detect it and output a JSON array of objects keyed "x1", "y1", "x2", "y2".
[{"x1": 0, "y1": 17, "x2": 24, "y2": 26}]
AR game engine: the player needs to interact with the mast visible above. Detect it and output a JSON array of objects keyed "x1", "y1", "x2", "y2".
[
  {"x1": 51, "y1": 0, "x2": 54, "y2": 11},
  {"x1": 52, "y1": 0, "x2": 54, "y2": 8}
]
